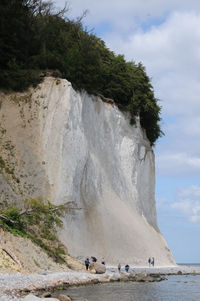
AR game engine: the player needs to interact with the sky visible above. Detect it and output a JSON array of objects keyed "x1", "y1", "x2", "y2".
[{"x1": 55, "y1": 0, "x2": 200, "y2": 263}]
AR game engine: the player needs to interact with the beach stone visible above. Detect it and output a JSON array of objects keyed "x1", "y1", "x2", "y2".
[
  {"x1": 149, "y1": 273, "x2": 160, "y2": 278},
  {"x1": 108, "y1": 273, "x2": 121, "y2": 281},
  {"x1": 89, "y1": 262, "x2": 106, "y2": 274},
  {"x1": 129, "y1": 275, "x2": 137, "y2": 281},
  {"x1": 135, "y1": 273, "x2": 162, "y2": 282},
  {"x1": 142, "y1": 276, "x2": 157, "y2": 282},
  {"x1": 57, "y1": 294, "x2": 72, "y2": 301},
  {"x1": 23, "y1": 294, "x2": 41, "y2": 300},
  {"x1": 135, "y1": 274, "x2": 149, "y2": 282},
  {"x1": 100, "y1": 275, "x2": 110, "y2": 283},
  {"x1": 41, "y1": 292, "x2": 52, "y2": 298},
  {"x1": 90, "y1": 278, "x2": 100, "y2": 284},
  {"x1": 119, "y1": 273, "x2": 129, "y2": 281}
]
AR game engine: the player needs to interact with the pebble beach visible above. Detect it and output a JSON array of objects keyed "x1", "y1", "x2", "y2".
[{"x1": 1, "y1": 265, "x2": 200, "y2": 300}]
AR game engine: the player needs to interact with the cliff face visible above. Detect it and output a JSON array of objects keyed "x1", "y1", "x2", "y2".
[{"x1": 0, "y1": 77, "x2": 175, "y2": 266}]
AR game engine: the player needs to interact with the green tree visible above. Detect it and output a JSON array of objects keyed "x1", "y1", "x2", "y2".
[
  {"x1": 0, "y1": 0, "x2": 163, "y2": 144},
  {"x1": 0, "y1": 198, "x2": 67, "y2": 262}
]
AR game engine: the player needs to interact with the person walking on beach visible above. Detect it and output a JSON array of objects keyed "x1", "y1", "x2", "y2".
[
  {"x1": 151, "y1": 257, "x2": 155, "y2": 267},
  {"x1": 125, "y1": 264, "x2": 130, "y2": 272},
  {"x1": 148, "y1": 257, "x2": 151, "y2": 267},
  {"x1": 101, "y1": 258, "x2": 105, "y2": 265},
  {"x1": 118, "y1": 263, "x2": 121, "y2": 272},
  {"x1": 85, "y1": 258, "x2": 90, "y2": 270},
  {"x1": 91, "y1": 256, "x2": 97, "y2": 262}
]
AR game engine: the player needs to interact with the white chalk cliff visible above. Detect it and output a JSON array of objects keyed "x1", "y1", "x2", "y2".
[{"x1": 0, "y1": 77, "x2": 175, "y2": 266}]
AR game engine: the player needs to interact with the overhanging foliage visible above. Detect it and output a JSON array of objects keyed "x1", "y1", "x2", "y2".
[{"x1": 0, "y1": 0, "x2": 163, "y2": 144}]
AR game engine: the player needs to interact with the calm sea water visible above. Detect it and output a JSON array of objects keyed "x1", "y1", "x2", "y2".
[
  {"x1": 55, "y1": 272, "x2": 200, "y2": 301},
  {"x1": 179, "y1": 263, "x2": 200, "y2": 266}
]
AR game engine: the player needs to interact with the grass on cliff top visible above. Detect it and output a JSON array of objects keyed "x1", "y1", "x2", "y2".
[{"x1": 0, "y1": 197, "x2": 67, "y2": 264}]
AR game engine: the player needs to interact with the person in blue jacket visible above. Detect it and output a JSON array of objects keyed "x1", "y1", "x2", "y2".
[
  {"x1": 125, "y1": 264, "x2": 130, "y2": 272},
  {"x1": 85, "y1": 258, "x2": 90, "y2": 270}
]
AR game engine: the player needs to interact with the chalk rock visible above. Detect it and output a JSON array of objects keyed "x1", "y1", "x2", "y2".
[
  {"x1": 0, "y1": 77, "x2": 175, "y2": 266},
  {"x1": 89, "y1": 262, "x2": 106, "y2": 274}
]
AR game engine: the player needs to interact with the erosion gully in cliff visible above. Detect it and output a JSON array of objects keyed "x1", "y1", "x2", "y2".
[{"x1": 0, "y1": 77, "x2": 175, "y2": 266}]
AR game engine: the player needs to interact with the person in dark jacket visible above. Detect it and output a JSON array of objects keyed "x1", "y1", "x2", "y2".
[
  {"x1": 125, "y1": 264, "x2": 130, "y2": 272},
  {"x1": 85, "y1": 258, "x2": 90, "y2": 270},
  {"x1": 91, "y1": 256, "x2": 97, "y2": 262}
]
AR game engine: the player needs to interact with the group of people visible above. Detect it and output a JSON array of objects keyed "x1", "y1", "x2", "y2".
[
  {"x1": 118, "y1": 263, "x2": 130, "y2": 272},
  {"x1": 85, "y1": 257, "x2": 155, "y2": 271},
  {"x1": 148, "y1": 257, "x2": 155, "y2": 267},
  {"x1": 84, "y1": 256, "x2": 106, "y2": 270},
  {"x1": 118, "y1": 258, "x2": 155, "y2": 272}
]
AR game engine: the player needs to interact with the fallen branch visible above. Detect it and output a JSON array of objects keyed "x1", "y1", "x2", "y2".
[
  {"x1": 0, "y1": 236, "x2": 22, "y2": 267},
  {"x1": 18, "y1": 203, "x2": 83, "y2": 216},
  {"x1": 0, "y1": 214, "x2": 17, "y2": 224},
  {"x1": 18, "y1": 205, "x2": 65, "y2": 216}
]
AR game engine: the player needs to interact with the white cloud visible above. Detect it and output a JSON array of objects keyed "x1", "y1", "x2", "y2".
[
  {"x1": 107, "y1": 11, "x2": 200, "y2": 177},
  {"x1": 104, "y1": 11, "x2": 200, "y2": 104},
  {"x1": 56, "y1": 0, "x2": 200, "y2": 34},
  {"x1": 54, "y1": 1, "x2": 200, "y2": 179},
  {"x1": 171, "y1": 185, "x2": 200, "y2": 223},
  {"x1": 157, "y1": 197, "x2": 172, "y2": 208},
  {"x1": 156, "y1": 152, "x2": 200, "y2": 176}
]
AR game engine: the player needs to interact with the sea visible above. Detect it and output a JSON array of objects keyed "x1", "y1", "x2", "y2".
[{"x1": 54, "y1": 264, "x2": 200, "y2": 301}]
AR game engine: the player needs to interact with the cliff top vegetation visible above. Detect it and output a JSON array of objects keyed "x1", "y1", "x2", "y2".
[{"x1": 0, "y1": 0, "x2": 163, "y2": 144}]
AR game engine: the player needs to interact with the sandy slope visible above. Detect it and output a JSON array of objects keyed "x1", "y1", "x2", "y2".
[{"x1": 0, "y1": 229, "x2": 86, "y2": 274}]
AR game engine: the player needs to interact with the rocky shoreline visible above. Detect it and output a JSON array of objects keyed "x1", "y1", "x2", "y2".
[{"x1": 1, "y1": 265, "x2": 200, "y2": 301}]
